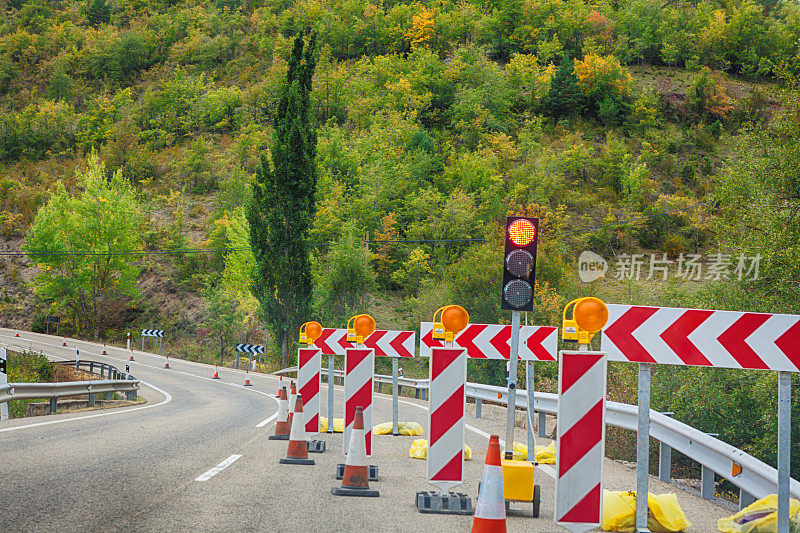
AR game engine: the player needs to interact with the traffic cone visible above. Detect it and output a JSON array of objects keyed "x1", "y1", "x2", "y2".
[
  {"x1": 269, "y1": 386, "x2": 291, "y2": 440},
  {"x1": 279, "y1": 393, "x2": 314, "y2": 465},
  {"x1": 102, "y1": 344, "x2": 107, "y2": 355},
  {"x1": 277, "y1": 375, "x2": 284, "y2": 395},
  {"x1": 332, "y1": 406, "x2": 378, "y2": 497},
  {"x1": 164, "y1": 356, "x2": 170, "y2": 369},
  {"x1": 62, "y1": 339, "x2": 67, "y2": 346},
  {"x1": 287, "y1": 381, "x2": 297, "y2": 426},
  {"x1": 471, "y1": 435, "x2": 506, "y2": 533},
  {"x1": 129, "y1": 350, "x2": 134, "y2": 361},
  {"x1": 244, "y1": 369, "x2": 252, "y2": 386},
  {"x1": 212, "y1": 366, "x2": 220, "y2": 379},
  {"x1": 15, "y1": 330, "x2": 19, "y2": 337}
]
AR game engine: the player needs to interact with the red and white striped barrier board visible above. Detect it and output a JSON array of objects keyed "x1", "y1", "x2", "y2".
[
  {"x1": 419, "y1": 322, "x2": 557, "y2": 360},
  {"x1": 344, "y1": 347, "x2": 374, "y2": 457},
  {"x1": 427, "y1": 347, "x2": 467, "y2": 491},
  {"x1": 297, "y1": 347, "x2": 321, "y2": 435},
  {"x1": 555, "y1": 350, "x2": 606, "y2": 529},
  {"x1": 601, "y1": 304, "x2": 800, "y2": 372},
  {"x1": 314, "y1": 328, "x2": 415, "y2": 358}
]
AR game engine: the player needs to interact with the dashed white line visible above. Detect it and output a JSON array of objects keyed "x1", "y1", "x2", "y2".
[{"x1": 195, "y1": 454, "x2": 242, "y2": 481}]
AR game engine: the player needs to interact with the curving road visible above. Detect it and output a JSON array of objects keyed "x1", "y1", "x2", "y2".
[{"x1": 0, "y1": 329, "x2": 729, "y2": 532}]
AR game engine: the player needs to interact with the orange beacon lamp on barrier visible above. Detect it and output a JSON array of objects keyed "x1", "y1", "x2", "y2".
[
  {"x1": 299, "y1": 321, "x2": 323, "y2": 345},
  {"x1": 346, "y1": 314, "x2": 376, "y2": 344},
  {"x1": 562, "y1": 297, "x2": 609, "y2": 345},
  {"x1": 432, "y1": 305, "x2": 469, "y2": 342}
]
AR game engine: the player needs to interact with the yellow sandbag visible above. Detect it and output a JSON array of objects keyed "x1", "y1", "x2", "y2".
[
  {"x1": 408, "y1": 439, "x2": 472, "y2": 461},
  {"x1": 373, "y1": 422, "x2": 393, "y2": 435},
  {"x1": 319, "y1": 417, "x2": 344, "y2": 433},
  {"x1": 509, "y1": 441, "x2": 557, "y2": 464},
  {"x1": 399, "y1": 422, "x2": 423, "y2": 436},
  {"x1": 602, "y1": 490, "x2": 692, "y2": 532},
  {"x1": 718, "y1": 494, "x2": 800, "y2": 533},
  {"x1": 372, "y1": 421, "x2": 424, "y2": 436}
]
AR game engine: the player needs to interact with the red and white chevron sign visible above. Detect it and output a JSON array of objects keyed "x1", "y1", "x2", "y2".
[
  {"x1": 601, "y1": 304, "x2": 800, "y2": 372},
  {"x1": 344, "y1": 347, "x2": 374, "y2": 457},
  {"x1": 419, "y1": 322, "x2": 557, "y2": 360},
  {"x1": 297, "y1": 347, "x2": 321, "y2": 435},
  {"x1": 555, "y1": 350, "x2": 606, "y2": 528},
  {"x1": 313, "y1": 328, "x2": 415, "y2": 358},
  {"x1": 427, "y1": 347, "x2": 467, "y2": 490}
]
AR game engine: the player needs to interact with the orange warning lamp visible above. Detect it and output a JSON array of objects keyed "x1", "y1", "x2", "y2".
[
  {"x1": 563, "y1": 297, "x2": 609, "y2": 344},
  {"x1": 347, "y1": 314, "x2": 376, "y2": 344},
  {"x1": 299, "y1": 321, "x2": 323, "y2": 345},
  {"x1": 432, "y1": 305, "x2": 470, "y2": 342}
]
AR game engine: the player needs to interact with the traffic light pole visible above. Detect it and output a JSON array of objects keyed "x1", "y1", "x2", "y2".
[{"x1": 505, "y1": 310, "x2": 521, "y2": 459}]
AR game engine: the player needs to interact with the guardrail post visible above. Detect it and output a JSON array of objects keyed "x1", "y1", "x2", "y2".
[
  {"x1": 88, "y1": 393, "x2": 95, "y2": 407},
  {"x1": 659, "y1": 412, "x2": 674, "y2": 482},
  {"x1": 89, "y1": 361, "x2": 94, "y2": 374},
  {"x1": 701, "y1": 465, "x2": 715, "y2": 500},
  {"x1": 537, "y1": 411, "x2": 546, "y2": 438},
  {"x1": 739, "y1": 488, "x2": 756, "y2": 511},
  {"x1": 415, "y1": 388, "x2": 421, "y2": 399},
  {"x1": 475, "y1": 398, "x2": 482, "y2": 419},
  {"x1": 49, "y1": 397, "x2": 57, "y2": 414},
  {"x1": 100, "y1": 365, "x2": 105, "y2": 378},
  {"x1": 659, "y1": 441, "x2": 672, "y2": 483}
]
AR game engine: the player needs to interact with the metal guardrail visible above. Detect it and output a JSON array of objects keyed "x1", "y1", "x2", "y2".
[
  {"x1": 278, "y1": 366, "x2": 800, "y2": 504},
  {"x1": 1, "y1": 359, "x2": 139, "y2": 414},
  {"x1": 0, "y1": 379, "x2": 139, "y2": 404}
]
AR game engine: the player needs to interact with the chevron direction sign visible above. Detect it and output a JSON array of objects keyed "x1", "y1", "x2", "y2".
[
  {"x1": 419, "y1": 322, "x2": 558, "y2": 361},
  {"x1": 601, "y1": 304, "x2": 800, "y2": 372},
  {"x1": 141, "y1": 329, "x2": 164, "y2": 337},
  {"x1": 235, "y1": 344, "x2": 266, "y2": 354},
  {"x1": 312, "y1": 328, "x2": 415, "y2": 358}
]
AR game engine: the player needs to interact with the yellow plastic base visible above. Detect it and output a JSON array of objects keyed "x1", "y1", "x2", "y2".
[{"x1": 501, "y1": 459, "x2": 535, "y2": 501}]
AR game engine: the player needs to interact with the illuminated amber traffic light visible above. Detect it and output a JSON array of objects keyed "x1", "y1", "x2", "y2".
[{"x1": 502, "y1": 216, "x2": 539, "y2": 311}]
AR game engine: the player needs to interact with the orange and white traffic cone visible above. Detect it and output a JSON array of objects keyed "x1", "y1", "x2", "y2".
[
  {"x1": 244, "y1": 369, "x2": 252, "y2": 386},
  {"x1": 276, "y1": 375, "x2": 284, "y2": 395},
  {"x1": 129, "y1": 350, "x2": 134, "y2": 361},
  {"x1": 15, "y1": 330, "x2": 19, "y2": 337},
  {"x1": 287, "y1": 381, "x2": 297, "y2": 426},
  {"x1": 212, "y1": 366, "x2": 220, "y2": 379},
  {"x1": 471, "y1": 435, "x2": 506, "y2": 533},
  {"x1": 279, "y1": 393, "x2": 314, "y2": 465},
  {"x1": 269, "y1": 386, "x2": 291, "y2": 441},
  {"x1": 62, "y1": 338, "x2": 67, "y2": 346},
  {"x1": 164, "y1": 356, "x2": 170, "y2": 369},
  {"x1": 332, "y1": 406, "x2": 378, "y2": 497},
  {"x1": 102, "y1": 344, "x2": 107, "y2": 355}
]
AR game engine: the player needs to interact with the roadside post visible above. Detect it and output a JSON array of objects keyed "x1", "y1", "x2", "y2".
[
  {"x1": 1, "y1": 346, "x2": 8, "y2": 420},
  {"x1": 556, "y1": 297, "x2": 609, "y2": 533},
  {"x1": 416, "y1": 305, "x2": 472, "y2": 515}
]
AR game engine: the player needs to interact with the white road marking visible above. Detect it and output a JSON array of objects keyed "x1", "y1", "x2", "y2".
[
  {"x1": 255, "y1": 399, "x2": 278, "y2": 427},
  {"x1": 195, "y1": 454, "x2": 242, "y2": 482}
]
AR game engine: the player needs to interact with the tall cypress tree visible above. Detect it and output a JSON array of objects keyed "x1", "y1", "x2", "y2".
[{"x1": 247, "y1": 32, "x2": 318, "y2": 367}]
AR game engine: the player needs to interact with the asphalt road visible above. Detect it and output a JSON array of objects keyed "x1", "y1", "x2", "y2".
[{"x1": 0, "y1": 329, "x2": 730, "y2": 532}]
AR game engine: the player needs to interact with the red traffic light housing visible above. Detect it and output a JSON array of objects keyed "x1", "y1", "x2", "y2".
[{"x1": 502, "y1": 216, "x2": 539, "y2": 311}]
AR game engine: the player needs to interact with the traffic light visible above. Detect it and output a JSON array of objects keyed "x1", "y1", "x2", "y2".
[{"x1": 501, "y1": 216, "x2": 539, "y2": 311}]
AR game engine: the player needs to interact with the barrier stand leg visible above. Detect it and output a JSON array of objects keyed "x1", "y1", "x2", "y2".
[
  {"x1": 475, "y1": 398, "x2": 482, "y2": 419},
  {"x1": 391, "y1": 357, "x2": 399, "y2": 436},
  {"x1": 538, "y1": 411, "x2": 546, "y2": 437},
  {"x1": 327, "y1": 355, "x2": 335, "y2": 434},
  {"x1": 526, "y1": 360, "x2": 536, "y2": 462},
  {"x1": 777, "y1": 371, "x2": 791, "y2": 533},
  {"x1": 636, "y1": 362, "x2": 652, "y2": 533}
]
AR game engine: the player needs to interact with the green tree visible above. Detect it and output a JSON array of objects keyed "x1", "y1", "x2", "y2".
[
  {"x1": 247, "y1": 32, "x2": 318, "y2": 368},
  {"x1": 543, "y1": 57, "x2": 584, "y2": 118},
  {"x1": 23, "y1": 152, "x2": 141, "y2": 337},
  {"x1": 203, "y1": 284, "x2": 241, "y2": 367},
  {"x1": 86, "y1": 0, "x2": 110, "y2": 27}
]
